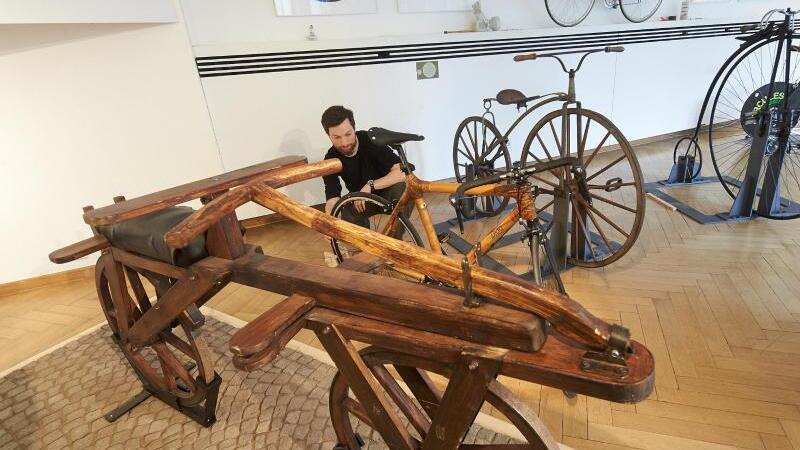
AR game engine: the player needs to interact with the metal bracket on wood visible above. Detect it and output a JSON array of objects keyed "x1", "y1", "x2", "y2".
[
  {"x1": 461, "y1": 258, "x2": 481, "y2": 308},
  {"x1": 580, "y1": 324, "x2": 632, "y2": 379}
]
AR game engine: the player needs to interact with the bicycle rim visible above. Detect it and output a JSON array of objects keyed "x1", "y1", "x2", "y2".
[
  {"x1": 619, "y1": 0, "x2": 662, "y2": 23},
  {"x1": 545, "y1": 0, "x2": 595, "y2": 27}
]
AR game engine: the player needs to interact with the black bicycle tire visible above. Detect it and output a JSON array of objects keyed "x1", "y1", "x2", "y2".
[
  {"x1": 545, "y1": 0, "x2": 594, "y2": 27},
  {"x1": 619, "y1": 0, "x2": 663, "y2": 23},
  {"x1": 330, "y1": 192, "x2": 424, "y2": 263}
]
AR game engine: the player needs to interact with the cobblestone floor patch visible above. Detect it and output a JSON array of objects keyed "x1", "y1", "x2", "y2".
[{"x1": 0, "y1": 318, "x2": 521, "y2": 449}]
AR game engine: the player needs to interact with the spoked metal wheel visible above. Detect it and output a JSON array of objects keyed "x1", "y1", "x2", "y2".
[
  {"x1": 329, "y1": 348, "x2": 559, "y2": 449},
  {"x1": 521, "y1": 108, "x2": 645, "y2": 267},
  {"x1": 330, "y1": 192, "x2": 425, "y2": 279},
  {"x1": 709, "y1": 36, "x2": 800, "y2": 219},
  {"x1": 618, "y1": 0, "x2": 663, "y2": 23},
  {"x1": 95, "y1": 253, "x2": 215, "y2": 406},
  {"x1": 672, "y1": 136, "x2": 703, "y2": 181},
  {"x1": 545, "y1": 0, "x2": 595, "y2": 27},
  {"x1": 453, "y1": 116, "x2": 512, "y2": 217}
]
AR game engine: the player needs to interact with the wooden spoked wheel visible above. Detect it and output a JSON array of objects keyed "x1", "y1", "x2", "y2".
[
  {"x1": 329, "y1": 348, "x2": 559, "y2": 449},
  {"x1": 521, "y1": 108, "x2": 645, "y2": 268},
  {"x1": 95, "y1": 253, "x2": 215, "y2": 406},
  {"x1": 453, "y1": 116, "x2": 513, "y2": 217}
]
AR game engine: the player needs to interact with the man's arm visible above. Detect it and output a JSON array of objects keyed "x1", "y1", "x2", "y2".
[{"x1": 363, "y1": 163, "x2": 406, "y2": 192}]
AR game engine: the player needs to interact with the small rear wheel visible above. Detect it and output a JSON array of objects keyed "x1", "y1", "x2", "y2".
[{"x1": 453, "y1": 116, "x2": 512, "y2": 217}]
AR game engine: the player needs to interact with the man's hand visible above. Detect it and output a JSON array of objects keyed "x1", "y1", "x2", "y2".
[{"x1": 355, "y1": 182, "x2": 372, "y2": 213}]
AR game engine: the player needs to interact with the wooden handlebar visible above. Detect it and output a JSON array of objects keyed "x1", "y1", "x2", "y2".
[
  {"x1": 165, "y1": 159, "x2": 342, "y2": 248},
  {"x1": 514, "y1": 53, "x2": 537, "y2": 62}
]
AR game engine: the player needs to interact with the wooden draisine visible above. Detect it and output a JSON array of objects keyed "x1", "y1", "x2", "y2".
[{"x1": 51, "y1": 155, "x2": 654, "y2": 448}]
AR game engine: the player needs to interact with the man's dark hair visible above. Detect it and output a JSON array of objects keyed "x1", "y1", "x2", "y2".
[{"x1": 321, "y1": 105, "x2": 355, "y2": 134}]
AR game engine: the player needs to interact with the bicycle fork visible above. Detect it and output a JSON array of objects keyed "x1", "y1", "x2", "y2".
[{"x1": 523, "y1": 218, "x2": 567, "y2": 294}]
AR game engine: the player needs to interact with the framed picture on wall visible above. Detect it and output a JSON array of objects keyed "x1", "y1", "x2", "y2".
[
  {"x1": 397, "y1": 0, "x2": 471, "y2": 13},
  {"x1": 274, "y1": 0, "x2": 377, "y2": 16}
]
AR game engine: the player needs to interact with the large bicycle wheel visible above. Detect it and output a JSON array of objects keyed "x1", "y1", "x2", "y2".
[
  {"x1": 618, "y1": 0, "x2": 663, "y2": 23},
  {"x1": 329, "y1": 348, "x2": 559, "y2": 449},
  {"x1": 545, "y1": 0, "x2": 595, "y2": 27},
  {"x1": 521, "y1": 108, "x2": 645, "y2": 268},
  {"x1": 709, "y1": 35, "x2": 800, "y2": 219},
  {"x1": 330, "y1": 192, "x2": 424, "y2": 278},
  {"x1": 453, "y1": 116, "x2": 512, "y2": 217}
]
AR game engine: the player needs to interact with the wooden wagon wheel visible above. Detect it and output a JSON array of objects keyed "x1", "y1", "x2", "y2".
[
  {"x1": 95, "y1": 253, "x2": 215, "y2": 407},
  {"x1": 521, "y1": 108, "x2": 645, "y2": 268},
  {"x1": 329, "y1": 347, "x2": 559, "y2": 449}
]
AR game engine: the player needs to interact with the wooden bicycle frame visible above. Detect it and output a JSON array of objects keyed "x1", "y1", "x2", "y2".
[{"x1": 379, "y1": 173, "x2": 545, "y2": 266}]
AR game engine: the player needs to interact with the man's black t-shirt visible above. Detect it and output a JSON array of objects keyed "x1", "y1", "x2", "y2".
[{"x1": 323, "y1": 130, "x2": 401, "y2": 200}]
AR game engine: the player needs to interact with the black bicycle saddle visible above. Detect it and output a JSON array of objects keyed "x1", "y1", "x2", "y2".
[{"x1": 368, "y1": 127, "x2": 425, "y2": 147}]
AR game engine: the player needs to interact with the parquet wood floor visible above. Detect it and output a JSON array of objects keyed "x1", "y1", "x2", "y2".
[{"x1": 2, "y1": 136, "x2": 799, "y2": 449}]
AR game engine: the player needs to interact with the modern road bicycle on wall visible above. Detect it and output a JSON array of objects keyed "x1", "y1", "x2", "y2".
[{"x1": 545, "y1": 0, "x2": 663, "y2": 27}]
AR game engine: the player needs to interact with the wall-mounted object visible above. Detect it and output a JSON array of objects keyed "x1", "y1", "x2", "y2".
[
  {"x1": 0, "y1": 0, "x2": 176, "y2": 23},
  {"x1": 274, "y1": 0, "x2": 377, "y2": 17},
  {"x1": 398, "y1": 0, "x2": 471, "y2": 13},
  {"x1": 416, "y1": 60, "x2": 439, "y2": 80}
]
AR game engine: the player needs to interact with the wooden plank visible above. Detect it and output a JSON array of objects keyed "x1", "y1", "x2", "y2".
[
  {"x1": 251, "y1": 183, "x2": 618, "y2": 352},
  {"x1": 612, "y1": 409, "x2": 765, "y2": 449},
  {"x1": 635, "y1": 400, "x2": 785, "y2": 434},
  {"x1": 229, "y1": 294, "x2": 315, "y2": 358},
  {"x1": 313, "y1": 323, "x2": 415, "y2": 450},
  {"x1": 231, "y1": 253, "x2": 546, "y2": 353},
  {"x1": 421, "y1": 350, "x2": 502, "y2": 449},
  {"x1": 48, "y1": 235, "x2": 109, "y2": 264},
  {"x1": 164, "y1": 159, "x2": 341, "y2": 248},
  {"x1": 85, "y1": 155, "x2": 307, "y2": 226}
]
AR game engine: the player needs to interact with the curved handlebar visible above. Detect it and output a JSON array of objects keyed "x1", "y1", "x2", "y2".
[
  {"x1": 513, "y1": 46, "x2": 624, "y2": 73},
  {"x1": 448, "y1": 157, "x2": 580, "y2": 233}
]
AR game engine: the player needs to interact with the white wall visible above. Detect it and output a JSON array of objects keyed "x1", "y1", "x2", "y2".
[
  {"x1": 181, "y1": 0, "x2": 797, "y2": 46},
  {"x1": 0, "y1": 0, "x2": 177, "y2": 24},
  {"x1": 188, "y1": 0, "x2": 796, "y2": 220},
  {"x1": 0, "y1": 1, "x2": 221, "y2": 284}
]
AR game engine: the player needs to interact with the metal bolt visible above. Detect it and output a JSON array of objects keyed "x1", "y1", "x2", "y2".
[
  {"x1": 322, "y1": 326, "x2": 331, "y2": 335},
  {"x1": 611, "y1": 349, "x2": 621, "y2": 358},
  {"x1": 468, "y1": 360, "x2": 479, "y2": 371},
  {"x1": 581, "y1": 361, "x2": 591, "y2": 370}
]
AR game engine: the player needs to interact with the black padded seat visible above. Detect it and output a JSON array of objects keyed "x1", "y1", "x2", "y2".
[
  {"x1": 368, "y1": 127, "x2": 424, "y2": 147},
  {"x1": 98, "y1": 206, "x2": 208, "y2": 268}
]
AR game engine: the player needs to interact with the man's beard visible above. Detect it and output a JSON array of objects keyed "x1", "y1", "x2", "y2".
[{"x1": 336, "y1": 138, "x2": 357, "y2": 156}]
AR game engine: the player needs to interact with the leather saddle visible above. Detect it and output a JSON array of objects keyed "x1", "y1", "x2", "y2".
[
  {"x1": 496, "y1": 89, "x2": 529, "y2": 108},
  {"x1": 368, "y1": 127, "x2": 425, "y2": 147},
  {"x1": 98, "y1": 206, "x2": 208, "y2": 267}
]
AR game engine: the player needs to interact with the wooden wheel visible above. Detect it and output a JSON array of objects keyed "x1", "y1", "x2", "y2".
[
  {"x1": 453, "y1": 116, "x2": 512, "y2": 217},
  {"x1": 329, "y1": 347, "x2": 559, "y2": 449},
  {"x1": 95, "y1": 253, "x2": 215, "y2": 406},
  {"x1": 521, "y1": 108, "x2": 645, "y2": 268}
]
